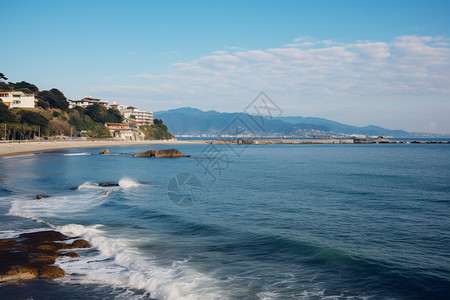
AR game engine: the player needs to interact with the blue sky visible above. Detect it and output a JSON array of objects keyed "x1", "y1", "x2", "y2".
[{"x1": 2, "y1": 0, "x2": 450, "y2": 133}]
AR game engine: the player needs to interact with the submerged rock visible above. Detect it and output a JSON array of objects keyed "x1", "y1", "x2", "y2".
[
  {"x1": 0, "y1": 230, "x2": 90, "y2": 282},
  {"x1": 133, "y1": 148, "x2": 186, "y2": 158},
  {"x1": 99, "y1": 149, "x2": 110, "y2": 155},
  {"x1": 35, "y1": 194, "x2": 51, "y2": 199},
  {"x1": 98, "y1": 182, "x2": 119, "y2": 187},
  {"x1": 70, "y1": 187, "x2": 78, "y2": 190}
]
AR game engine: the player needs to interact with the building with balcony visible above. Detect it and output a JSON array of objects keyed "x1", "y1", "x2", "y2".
[
  {"x1": 109, "y1": 102, "x2": 153, "y2": 126},
  {"x1": 0, "y1": 91, "x2": 36, "y2": 108},
  {"x1": 68, "y1": 97, "x2": 109, "y2": 108}
]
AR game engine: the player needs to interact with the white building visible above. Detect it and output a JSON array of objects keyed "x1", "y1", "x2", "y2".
[
  {"x1": 68, "y1": 97, "x2": 108, "y2": 108},
  {"x1": 109, "y1": 102, "x2": 153, "y2": 126},
  {"x1": 124, "y1": 106, "x2": 153, "y2": 125},
  {"x1": 0, "y1": 91, "x2": 37, "y2": 108}
]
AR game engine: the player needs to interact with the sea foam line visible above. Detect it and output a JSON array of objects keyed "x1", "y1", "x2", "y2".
[
  {"x1": 56, "y1": 223, "x2": 229, "y2": 300},
  {"x1": 4, "y1": 191, "x2": 227, "y2": 300}
]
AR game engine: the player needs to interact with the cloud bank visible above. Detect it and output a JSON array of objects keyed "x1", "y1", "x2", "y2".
[{"x1": 92, "y1": 35, "x2": 450, "y2": 133}]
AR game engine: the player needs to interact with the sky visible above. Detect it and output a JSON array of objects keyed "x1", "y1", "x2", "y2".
[{"x1": 2, "y1": 0, "x2": 450, "y2": 133}]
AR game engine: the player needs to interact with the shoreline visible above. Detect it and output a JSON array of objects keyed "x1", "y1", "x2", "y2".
[
  {"x1": 0, "y1": 139, "x2": 207, "y2": 159},
  {"x1": 1, "y1": 138, "x2": 449, "y2": 159}
]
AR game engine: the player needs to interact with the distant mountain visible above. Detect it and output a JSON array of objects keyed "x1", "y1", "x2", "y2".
[
  {"x1": 273, "y1": 116, "x2": 409, "y2": 136},
  {"x1": 154, "y1": 107, "x2": 410, "y2": 137}
]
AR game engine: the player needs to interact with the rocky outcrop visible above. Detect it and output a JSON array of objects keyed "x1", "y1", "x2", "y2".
[
  {"x1": 133, "y1": 148, "x2": 186, "y2": 158},
  {"x1": 99, "y1": 149, "x2": 110, "y2": 155},
  {"x1": 36, "y1": 194, "x2": 51, "y2": 199},
  {"x1": 0, "y1": 230, "x2": 90, "y2": 282},
  {"x1": 98, "y1": 182, "x2": 119, "y2": 187}
]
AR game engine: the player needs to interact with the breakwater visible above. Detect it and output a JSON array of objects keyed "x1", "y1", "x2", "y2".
[{"x1": 209, "y1": 138, "x2": 449, "y2": 145}]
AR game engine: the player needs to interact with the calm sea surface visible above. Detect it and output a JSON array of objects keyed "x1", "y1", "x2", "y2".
[{"x1": 0, "y1": 144, "x2": 449, "y2": 299}]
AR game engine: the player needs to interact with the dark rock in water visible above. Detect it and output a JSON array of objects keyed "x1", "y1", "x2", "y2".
[
  {"x1": 19, "y1": 230, "x2": 68, "y2": 242},
  {"x1": 133, "y1": 148, "x2": 186, "y2": 158},
  {"x1": 0, "y1": 230, "x2": 90, "y2": 282},
  {"x1": 70, "y1": 187, "x2": 78, "y2": 190},
  {"x1": 99, "y1": 149, "x2": 110, "y2": 155},
  {"x1": 98, "y1": 182, "x2": 119, "y2": 187},
  {"x1": 38, "y1": 265, "x2": 66, "y2": 278},
  {"x1": 70, "y1": 239, "x2": 91, "y2": 249},
  {"x1": 35, "y1": 194, "x2": 51, "y2": 199}
]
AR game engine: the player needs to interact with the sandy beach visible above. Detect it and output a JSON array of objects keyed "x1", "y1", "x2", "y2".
[{"x1": 0, "y1": 139, "x2": 208, "y2": 158}]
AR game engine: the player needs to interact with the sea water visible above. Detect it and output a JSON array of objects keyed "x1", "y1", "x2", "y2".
[{"x1": 0, "y1": 144, "x2": 449, "y2": 299}]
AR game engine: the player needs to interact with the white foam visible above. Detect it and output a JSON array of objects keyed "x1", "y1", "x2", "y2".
[
  {"x1": 56, "y1": 223, "x2": 229, "y2": 300},
  {"x1": 7, "y1": 193, "x2": 105, "y2": 222},
  {"x1": 78, "y1": 182, "x2": 103, "y2": 190},
  {"x1": 63, "y1": 152, "x2": 92, "y2": 156},
  {"x1": 119, "y1": 178, "x2": 144, "y2": 189},
  {"x1": 0, "y1": 227, "x2": 51, "y2": 239},
  {"x1": 77, "y1": 178, "x2": 145, "y2": 191},
  {"x1": 4, "y1": 181, "x2": 227, "y2": 299}
]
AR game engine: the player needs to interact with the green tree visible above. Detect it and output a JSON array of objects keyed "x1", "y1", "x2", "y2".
[
  {"x1": 105, "y1": 108, "x2": 123, "y2": 123},
  {"x1": 85, "y1": 104, "x2": 108, "y2": 123},
  {"x1": 9, "y1": 81, "x2": 39, "y2": 93},
  {"x1": 37, "y1": 98, "x2": 50, "y2": 110},
  {"x1": 0, "y1": 82, "x2": 12, "y2": 91},
  {"x1": 19, "y1": 111, "x2": 49, "y2": 135},
  {"x1": 0, "y1": 102, "x2": 17, "y2": 123},
  {"x1": 37, "y1": 89, "x2": 69, "y2": 110},
  {"x1": 0, "y1": 73, "x2": 7, "y2": 81}
]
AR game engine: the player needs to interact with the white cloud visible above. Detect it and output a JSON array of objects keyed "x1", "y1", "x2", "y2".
[
  {"x1": 91, "y1": 35, "x2": 450, "y2": 132},
  {"x1": 212, "y1": 50, "x2": 228, "y2": 55},
  {"x1": 350, "y1": 42, "x2": 390, "y2": 58}
]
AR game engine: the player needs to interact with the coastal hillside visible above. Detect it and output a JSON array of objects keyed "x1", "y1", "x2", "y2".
[
  {"x1": 154, "y1": 107, "x2": 410, "y2": 138},
  {"x1": 0, "y1": 79, "x2": 173, "y2": 140}
]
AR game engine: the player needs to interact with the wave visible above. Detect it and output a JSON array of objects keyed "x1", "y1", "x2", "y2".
[
  {"x1": 77, "y1": 178, "x2": 145, "y2": 191},
  {"x1": 55, "y1": 223, "x2": 228, "y2": 300},
  {"x1": 119, "y1": 178, "x2": 145, "y2": 189},
  {"x1": 63, "y1": 152, "x2": 93, "y2": 156},
  {"x1": 4, "y1": 186, "x2": 227, "y2": 300}
]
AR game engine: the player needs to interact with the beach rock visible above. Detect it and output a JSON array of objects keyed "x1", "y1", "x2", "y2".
[
  {"x1": 59, "y1": 252, "x2": 80, "y2": 258},
  {"x1": 19, "y1": 230, "x2": 68, "y2": 242},
  {"x1": 36, "y1": 194, "x2": 51, "y2": 199},
  {"x1": 0, "y1": 230, "x2": 90, "y2": 282},
  {"x1": 38, "y1": 265, "x2": 66, "y2": 278},
  {"x1": 133, "y1": 148, "x2": 186, "y2": 158},
  {"x1": 70, "y1": 239, "x2": 91, "y2": 249},
  {"x1": 98, "y1": 182, "x2": 119, "y2": 187},
  {"x1": 99, "y1": 149, "x2": 110, "y2": 155}
]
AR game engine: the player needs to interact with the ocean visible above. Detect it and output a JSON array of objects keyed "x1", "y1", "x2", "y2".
[{"x1": 0, "y1": 143, "x2": 449, "y2": 299}]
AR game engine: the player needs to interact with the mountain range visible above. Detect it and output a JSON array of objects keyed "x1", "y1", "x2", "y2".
[{"x1": 154, "y1": 107, "x2": 412, "y2": 138}]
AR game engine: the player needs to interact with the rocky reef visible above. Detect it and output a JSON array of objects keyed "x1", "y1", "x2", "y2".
[
  {"x1": 0, "y1": 230, "x2": 90, "y2": 282},
  {"x1": 133, "y1": 148, "x2": 187, "y2": 158}
]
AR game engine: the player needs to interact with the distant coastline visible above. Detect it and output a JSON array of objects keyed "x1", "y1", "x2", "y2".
[{"x1": 1, "y1": 137, "x2": 449, "y2": 159}]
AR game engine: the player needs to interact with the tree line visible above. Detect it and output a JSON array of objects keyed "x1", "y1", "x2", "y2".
[{"x1": 0, "y1": 76, "x2": 124, "y2": 140}]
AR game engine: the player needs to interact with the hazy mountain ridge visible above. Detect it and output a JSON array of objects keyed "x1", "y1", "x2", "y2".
[{"x1": 155, "y1": 107, "x2": 413, "y2": 137}]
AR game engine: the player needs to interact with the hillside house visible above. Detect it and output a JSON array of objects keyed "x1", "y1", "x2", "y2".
[{"x1": 0, "y1": 91, "x2": 36, "y2": 108}]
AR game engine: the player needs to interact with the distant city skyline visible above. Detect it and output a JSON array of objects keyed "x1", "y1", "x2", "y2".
[{"x1": 2, "y1": 0, "x2": 450, "y2": 133}]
